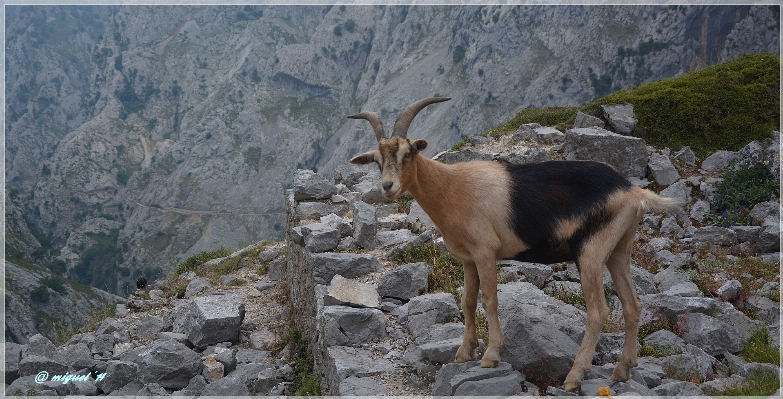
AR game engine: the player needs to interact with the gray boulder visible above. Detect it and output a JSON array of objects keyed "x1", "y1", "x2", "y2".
[
  {"x1": 310, "y1": 252, "x2": 382, "y2": 285},
  {"x1": 53, "y1": 343, "x2": 95, "y2": 371},
  {"x1": 640, "y1": 294, "x2": 720, "y2": 324},
  {"x1": 419, "y1": 338, "x2": 463, "y2": 364},
  {"x1": 497, "y1": 260, "x2": 552, "y2": 288},
  {"x1": 135, "y1": 316, "x2": 166, "y2": 339},
  {"x1": 352, "y1": 173, "x2": 389, "y2": 204},
  {"x1": 201, "y1": 375, "x2": 251, "y2": 396},
  {"x1": 653, "y1": 380, "x2": 705, "y2": 396},
  {"x1": 659, "y1": 344, "x2": 719, "y2": 379},
  {"x1": 691, "y1": 225, "x2": 737, "y2": 247},
  {"x1": 746, "y1": 296, "x2": 780, "y2": 326},
  {"x1": 95, "y1": 360, "x2": 139, "y2": 394},
  {"x1": 731, "y1": 225, "x2": 761, "y2": 244},
  {"x1": 533, "y1": 126, "x2": 565, "y2": 144},
  {"x1": 601, "y1": 103, "x2": 638, "y2": 134},
  {"x1": 375, "y1": 229, "x2": 417, "y2": 248},
  {"x1": 184, "y1": 277, "x2": 212, "y2": 298},
  {"x1": 659, "y1": 179, "x2": 691, "y2": 204},
  {"x1": 642, "y1": 330, "x2": 685, "y2": 355},
  {"x1": 438, "y1": 149, "x2": 495, "y2": 164},
  {"x1": 296, "y1": 201, "x2": 348, "y2": 220},
  {"x1": 408, "y1": 201, "x2": 436, "y2": 233},
  {"x1": 433, "y1": 361, "x2": 524, "y2": 396},
  {"x1": 324, "y1": 346, "x2": 395, "y2": 395},
  {"x1": 512, "y1": 123, "x2": 542, "y2": 141},
  {"x1": 18, "y1": 355, "x2": 67, "y2": 377},
  {"x1": 690, "y1": 199, "x2": 710, "y2": 222},
  {"x1": 499, "y1": 311, "x2": 581, "y2": 380},
  {"x1": 415, "y1": 322, "x2": 466, "y2": 345},
  {"x1": 406, "y1": 293, "x2": 461, "y2": 338},
  {"x1": 756, "y1": 216, "x2": 780, "y2": 253},
  {"x1": 351, "y1": 200, "x2": 377, "y2": 249},
  {"x1": 648, "y1": 153, "x2": 681, "y2": 186},
  {"x1": 324, "y1": 274, "x2": 380, "y2": 308},
  {"x1": 564, "y1": 127, "x2": 648, "y2": 177},
  {"x1": 293, "y1": 169, "x2": 338, "y2": 200},
  {"x1": 573, "y1": 111, "x2": 605, "y2": 129},
  {"x1": 663, "y1": 281, "x2": 703, "y2": 297},
  {"x1": 378, "y1": 262, "x2": 429, "y2": 300},
  {"x1": 300, "y1": 222, "x2": 341, "y2": 253},
  {"x1": 715, "y1": 279, "x2": 743, "y2": 301},
  {"x1": 700, "y1": 375, "x2": 747, "y2": 395},
  {"x1": 26, "y1": 334, "x2": 56, "y2": 358},
  {"x1": 339, "y1": 376, "x2": 388, "y2": 396},
  {"x1": 136, "y1": 339, "x2": 202, "y2": 389},
  {"x1": 184, "y1": 291, "x2": 245, "y2": 348},
  {"x1": 321, "y1": 306, "x2": 387, "y2": 346},
  {"x1": 679, "y1": 312, "x2": 748, "y2": 355},
  {"x1": 5, "y1": 342, "x2": 23, "y2": 383},
  {"x1": 497, "y1": 147, "x2": 553, "y2": 165},
  {"x1": 750, "y1": 201, "x2": 779, "y2": 225},
  {"x1": 594, "y1": 332, "x2": 638, "y2": 365},
  {"x1": 333, "y1": 163, "x2": 375, "y2": 187},
  {"x1": 674, "y1": 146, "x2": 697, "y2": 165},
  {"x1": 701, "y1": 150, "x2": 737, "y2": 170},
  {"x1": 630, "y1": 265, "x2": 657, "y2": 295}
]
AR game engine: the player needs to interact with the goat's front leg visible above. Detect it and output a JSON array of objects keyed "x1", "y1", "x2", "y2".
[
  {"x1": 475, "y1": 255, "x2": 505, "y2": 368},
  {"x1": 455, "y1": 260, "x2": 479, "y2": 363}
]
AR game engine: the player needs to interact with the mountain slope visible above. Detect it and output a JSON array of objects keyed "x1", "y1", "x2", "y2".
[{"x1": 5, "y1": 5, "x2": 779, "y2": 295}]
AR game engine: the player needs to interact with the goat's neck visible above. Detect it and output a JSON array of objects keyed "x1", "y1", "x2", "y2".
[{"x1": 406, "y1": 155, "x2": 458, "y2": 226}]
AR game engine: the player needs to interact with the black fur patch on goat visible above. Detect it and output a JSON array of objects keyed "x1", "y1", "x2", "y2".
[{"x1": 505, "y1": 161, "x2": 634, "y2": 264}]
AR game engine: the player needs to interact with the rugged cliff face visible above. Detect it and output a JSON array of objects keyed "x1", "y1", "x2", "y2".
[{"x1": 5, "y1": 5, "x2": 779, "y2": 295}]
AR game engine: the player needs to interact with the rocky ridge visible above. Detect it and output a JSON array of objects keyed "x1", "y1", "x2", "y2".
[{"x1": 5, "y1": 110, "x2": 781, "y2": 396}]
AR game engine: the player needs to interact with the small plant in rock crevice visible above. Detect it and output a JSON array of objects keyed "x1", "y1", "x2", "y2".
[
  {"x1": 740, "y1": 328, "x2": 780, "y2": 366},
  {"x1": 722, "y1": 367, "x2": 780, "y2": 396}
]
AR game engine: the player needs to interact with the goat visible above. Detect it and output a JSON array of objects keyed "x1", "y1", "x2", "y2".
[{"x1": 347, "y1": 97, "x2": 681, "y2": 391}]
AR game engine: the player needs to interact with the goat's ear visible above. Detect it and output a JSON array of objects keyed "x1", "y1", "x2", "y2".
[
  {"x1": 411, "y1": 139, "x2": 428, "y2": 152},
  {"x1": 349, "y1": 150, "x2": 378, "y2": 165}
]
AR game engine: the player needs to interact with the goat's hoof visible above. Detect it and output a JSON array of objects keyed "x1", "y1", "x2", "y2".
[
  {"x1": 480, "y1": 359, "x2": 499, "y2": 368},
  {"x1": 610, "y1": 367, "x2": 631, "y2": 382},
  {"x1": 563, "y1": 380, "x2": 581, "y2": 392}
]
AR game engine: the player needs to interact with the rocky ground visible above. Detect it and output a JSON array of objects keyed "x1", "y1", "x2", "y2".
[{"x1": 5, "y1": 106, "x2": 781, "y2": 396}]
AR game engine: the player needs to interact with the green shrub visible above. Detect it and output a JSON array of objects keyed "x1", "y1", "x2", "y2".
[
  {"x1": 30, "y1": 285, "x2": 51, "y2": 303},
  {"x1": 705, "y1": 162, "x2": 779, "y2": 227}
]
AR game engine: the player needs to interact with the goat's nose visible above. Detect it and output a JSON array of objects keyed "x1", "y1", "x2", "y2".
[{"x1": 382, "y1": 182, "x2": 393, "y2": 192}]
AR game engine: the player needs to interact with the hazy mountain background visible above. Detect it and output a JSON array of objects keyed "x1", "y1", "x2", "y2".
[{"x1": 4, "y1": 4, "x2": 779, "y2": 341}]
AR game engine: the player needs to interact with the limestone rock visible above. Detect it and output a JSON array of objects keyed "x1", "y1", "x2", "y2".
[
  {"x1": 601, "y1": 103, "x2": 638, "y2": 134},
  {"x1": 377, "y1": 262, "x2": 429, "y2": 301},
  {"x1": 564, "y1": 127, "x2": 648, "y2": 177},
  {"x1": 184, "y1": 291, "x2": 245, "y2": 348}
]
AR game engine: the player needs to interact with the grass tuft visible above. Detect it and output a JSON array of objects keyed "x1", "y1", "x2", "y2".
[
  {"x1": 392, "y1": 240, "x2": 463, "y2": 303},
  {"x1": 175, "y1": 247, "x2": 232, "y2": 275},
  {"x1": 741, "y1": 328, "x2": 781, "y2": 366}
]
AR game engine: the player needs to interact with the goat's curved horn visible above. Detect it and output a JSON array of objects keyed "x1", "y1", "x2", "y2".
[
  {"x1": 348, "y1": 112, "x2": 385, "y2": 142},
  {"x1": 391, "y1": 97, "x2": 451, "y2": 139}
]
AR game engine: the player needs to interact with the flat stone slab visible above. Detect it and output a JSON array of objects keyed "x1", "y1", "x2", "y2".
[
  {"x1": 324, "y1": 274, "x2": 380, "y2": 308},
  {"x1": 325, "y1": 346, "x2": 395, "y2": 395},
  {"x1": 310, "y1": 252, "x2": 382, "y2": 285},
  {"x1": 564, "y1": 126, "x2": 648, "y2": 177},
  {"x1": 338, "y1": 376, "x2": 388, "y2": 396}
]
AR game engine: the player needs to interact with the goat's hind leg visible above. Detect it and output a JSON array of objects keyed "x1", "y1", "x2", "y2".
[
  {"x1": 563, "y1": 255, "x2": 610, "y2": 391},
  {"x1": 606, "y1": 226, "x2": 642, "y2": 382},
  {"x1": 455, "y1": 260, "x2": 479, "y2": 363}
]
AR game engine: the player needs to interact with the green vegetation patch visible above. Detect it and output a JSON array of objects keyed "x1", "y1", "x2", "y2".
[
  {"x1": 704, "y1": 161, "x2": 779, "y2": 227},
  {"x1": 392, "y1": 241, "x2": 464, "y2": 303},
  {"x1": 722, "y1": 367, "x2": 780, "y2": 396},
  {"x1": 273, "y1": 327, "x2": 320, "y2": 395},
  {"x1": 483, "y1": 53, "x2": 779, "y2": 157},
  {"x1": 741, "y1": 328, "x2": 780, "y2": 366},
  {"x1": 175, "y1": 247, "x2": 232, "y2": 274}
]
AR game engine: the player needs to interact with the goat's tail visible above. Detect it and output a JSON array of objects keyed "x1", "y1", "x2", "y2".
[{"x1": 637, "y1": 187, "x2": 685, "y2": 214}]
